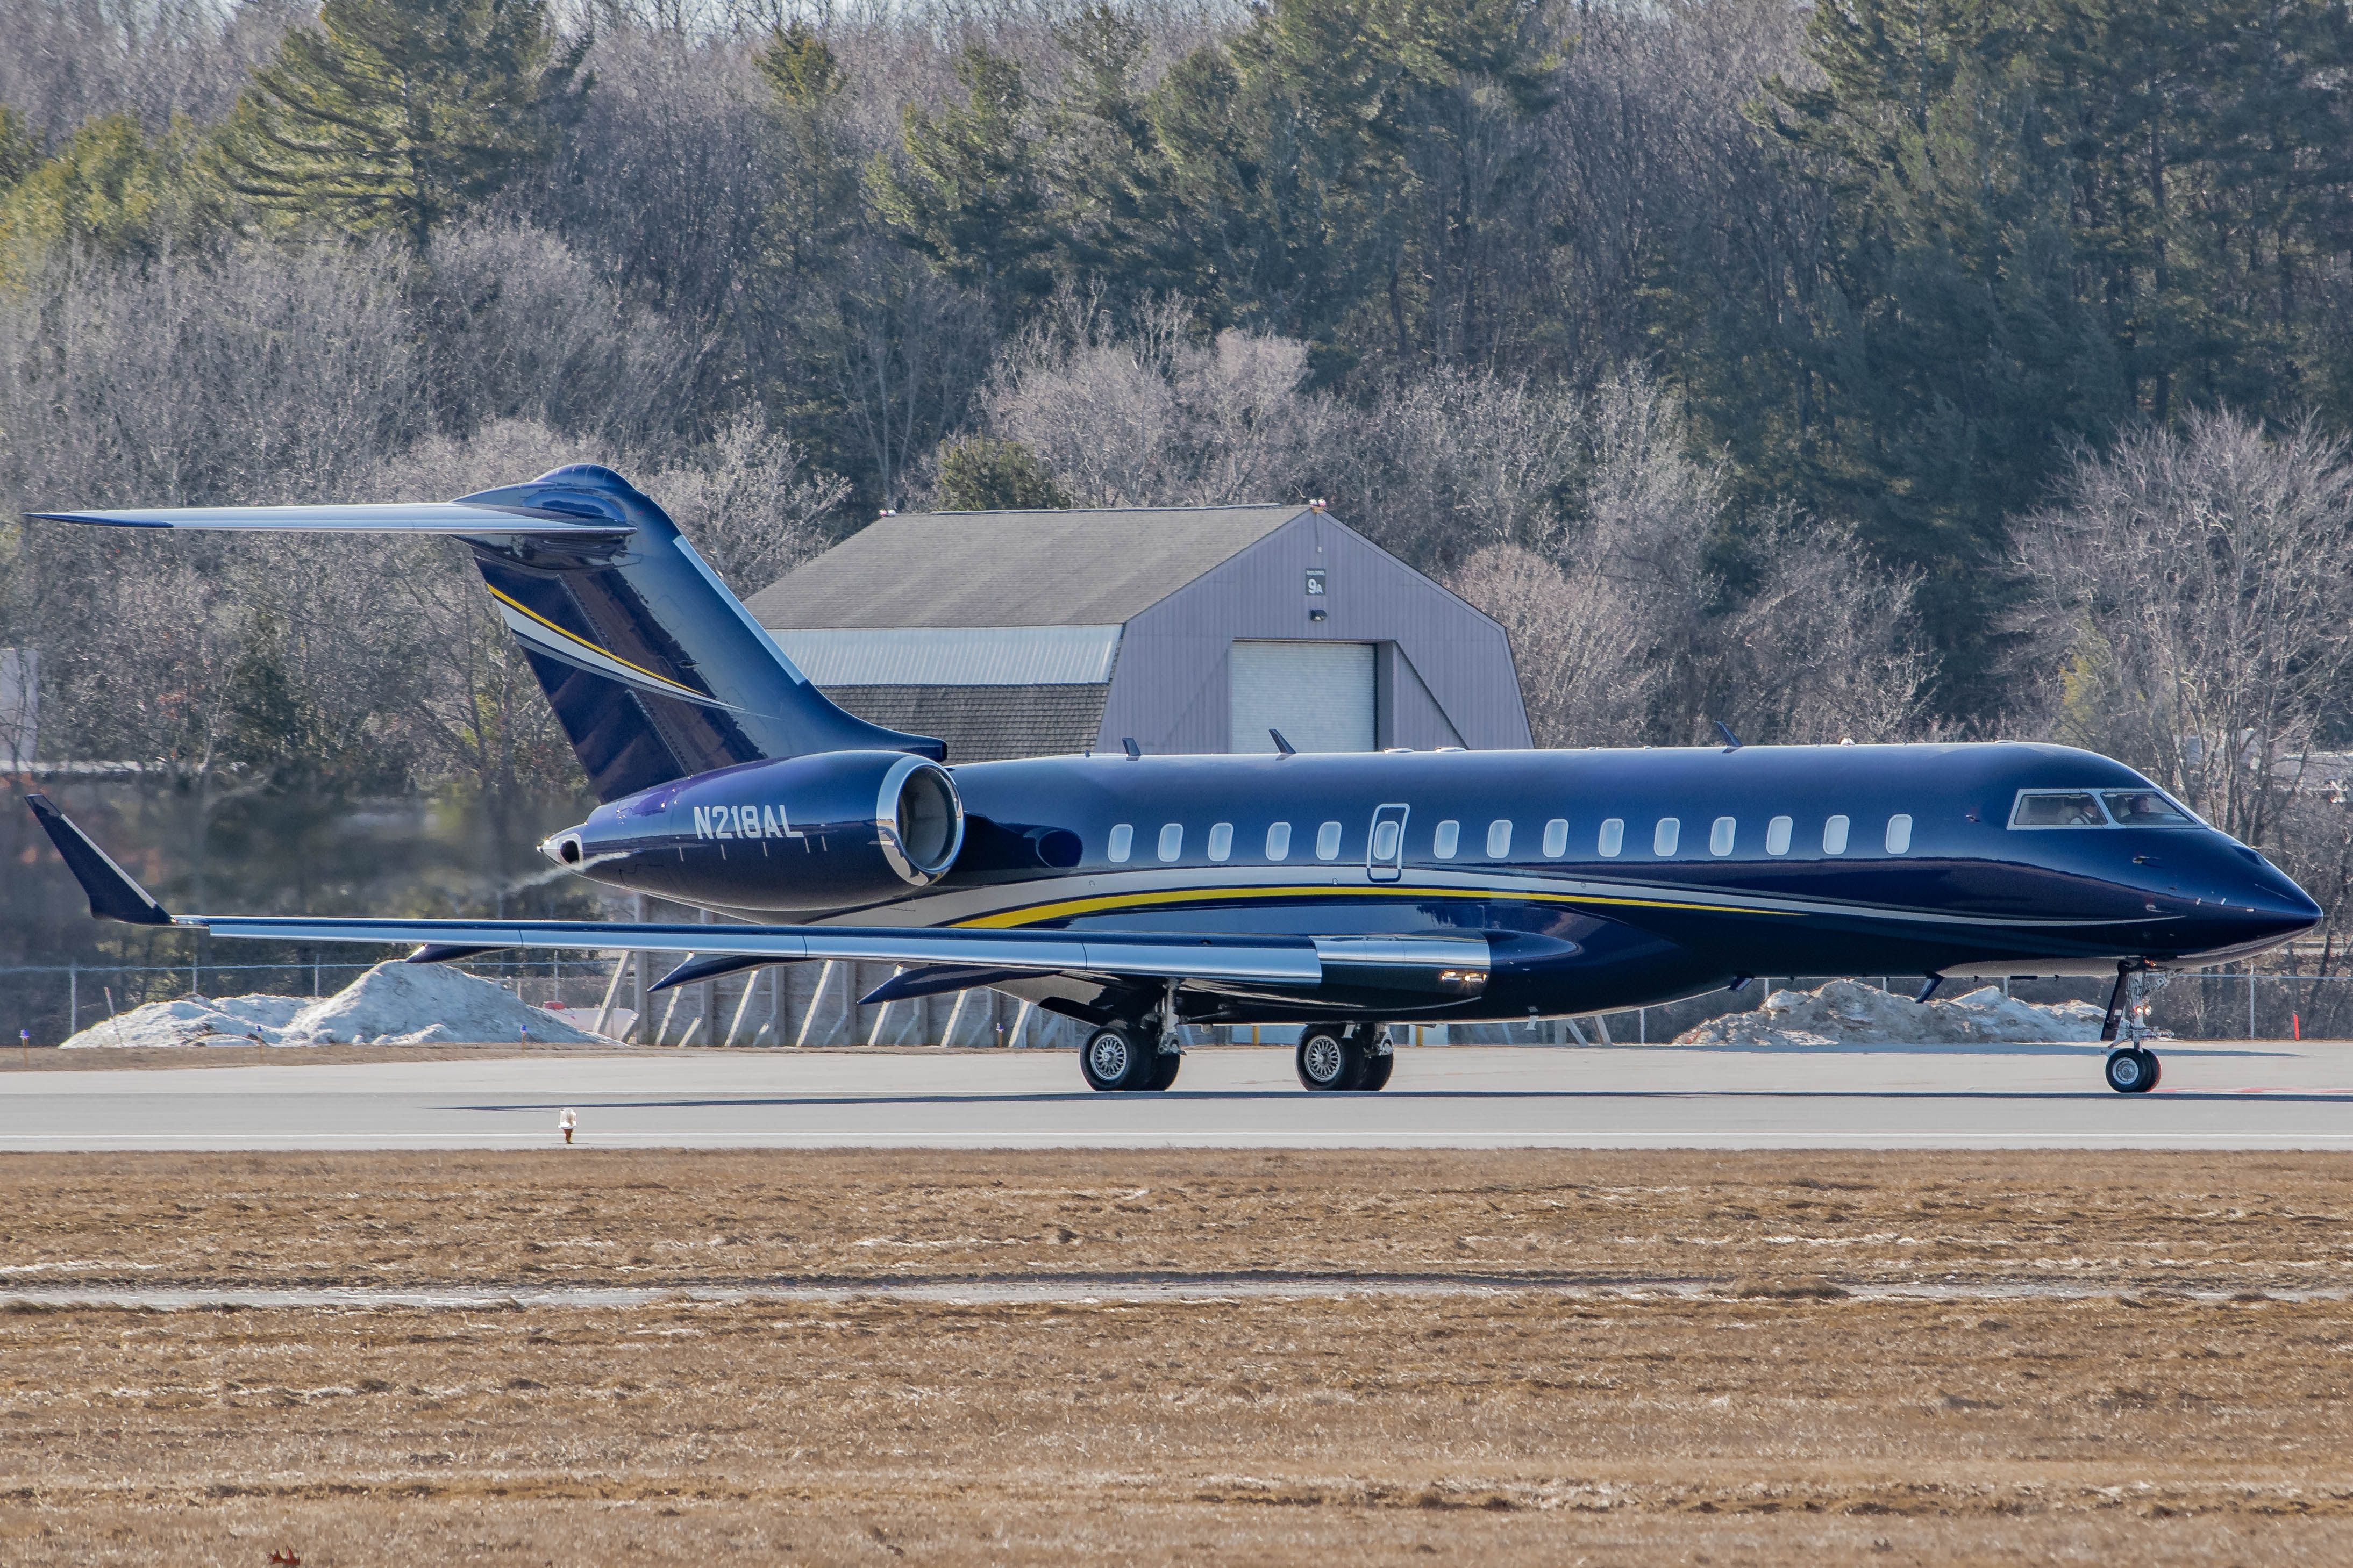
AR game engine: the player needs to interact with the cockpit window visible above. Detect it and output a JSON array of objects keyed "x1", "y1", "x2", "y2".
[
  {"x1": 2010, "y1": 791, "x2": 2108, "y2": 828},
  {"x1": 2102, "y1": 789, "x2": 2194, "y2": 826},
  {"x1": 2010, "y1": 788, "x2": 2199, "y2": 828}
]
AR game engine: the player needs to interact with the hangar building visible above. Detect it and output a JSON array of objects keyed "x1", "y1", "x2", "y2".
[{"x1": 743, "y1": 503, "x2": 1530, "y2": 762}]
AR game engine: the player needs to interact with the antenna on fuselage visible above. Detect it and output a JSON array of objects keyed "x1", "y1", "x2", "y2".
[
  {"x1": 1713, "y1": 720, "x2": 1743, "y2": 751},
  {"x1": 1270, "y1": 729, "x2": 1296, "y2": 757},
  {"x1": 1122, "y1": 736, "x2": 1141, "y2": 760}
]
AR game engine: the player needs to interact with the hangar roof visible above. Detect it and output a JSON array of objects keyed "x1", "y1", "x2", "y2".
[{"x1": 743, "y1": 504, "x2": 1308, "y2": 630}]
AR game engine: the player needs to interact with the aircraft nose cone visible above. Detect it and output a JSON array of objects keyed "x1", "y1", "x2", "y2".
[
  {"x1": 2236, "y1": 866, "x2": 2322, "y2": 941},
  {"x1": 2271, "y1": 880, "x2": 2324, "y2": 929}
]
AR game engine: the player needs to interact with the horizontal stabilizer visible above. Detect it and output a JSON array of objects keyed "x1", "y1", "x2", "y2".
[
  {"x1": 25, "y1": 502, "x2": 631, "y2": 539},
  {"x1": 22, "y1": 794, "x2": 174, "y2": 926}
]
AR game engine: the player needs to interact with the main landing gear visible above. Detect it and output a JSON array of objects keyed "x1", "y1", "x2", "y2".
[
  {"x1": 1081, "y1": 1021, "x2": 1181, "y2": 1092},
  {"x1": 1295, "y1": 1022, "x2": 1395, "y2": 1092}
]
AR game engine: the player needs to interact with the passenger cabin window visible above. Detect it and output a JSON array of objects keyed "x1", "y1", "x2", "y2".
[
  {"x1": 2011, "y1": 791, "x2": 2107, "y2": 827},
  {"x1": 2105, "y1": 790, "x2": 2193, "y2": 826},
  {"x1": 1885, "y1": 814, "x2": 1913, "y2": 854},
  {"x1": 1599, "y1": 818, "x2": 1624, "y2": 857},
  {"x1": 1766, "y1": 815, "x2": 1792, "y2": 855},
  {"x1": 1543, "y1": 819, "x2": 1568, "y2": 857},
  {"x1": 1486, "y1": 820, "x2": 1513, "y2": 857},
  {"x1": 1709, "y1": 817, "x2": 1735, "y2": 856},
  {"x1": 1823, "y1": 815, "x2": 1850, "y2": 854},
  {"x1": 1207, "y1": 822, "x2": 1233, "y2": 862},
  {"x1": 1316, "y1": 821, "x2": 1343, "y2": 860},
  {"x1": 1108, "y1": 824, "x2": 1134, "y2": 863},
  {"x1": 1371, "y1": 819, "x2": 1402, "y2": 860},
  {"x1": 1158, "y1": 823, "x2": 1183, "y2": 862},
  {"x1": 1654, "y1": 818, "x2": 1680, "y2": 856},
  {"x1": 1266, "y1": 821, "x2": 1292, "y2": 861},
  {"x1": 1434, "y1": 820, "x2": 1460, "y2": 859}
]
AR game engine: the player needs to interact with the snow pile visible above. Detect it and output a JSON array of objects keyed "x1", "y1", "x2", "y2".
[
  {"x1": 61, "y1": 962, "x2": 617, "y2": 1048},
  {"x1": 1675, "y1": 978, "x2": 2107, "y2": 1048}
]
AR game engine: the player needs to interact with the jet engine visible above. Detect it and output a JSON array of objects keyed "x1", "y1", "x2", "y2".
[{"x1": 546, "y1": 749, "x2": 965, "y2": 911}]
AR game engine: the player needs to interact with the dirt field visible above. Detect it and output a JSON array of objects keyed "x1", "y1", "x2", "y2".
[{"x1": 3, "y1": 1151, "x2": 2349, "y2": 1564}]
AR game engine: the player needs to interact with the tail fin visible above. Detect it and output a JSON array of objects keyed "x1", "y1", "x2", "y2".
[{"x1": 29, "y1": 465, "x2": 942, "y2": 800}]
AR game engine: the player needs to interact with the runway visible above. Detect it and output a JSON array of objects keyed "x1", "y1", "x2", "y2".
[{"x1": 2, "y1": 1040, "x2": 2350, "y2": 1149}]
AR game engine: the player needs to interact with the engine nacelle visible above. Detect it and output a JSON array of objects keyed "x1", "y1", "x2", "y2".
[{"x1": 547, "y1": 750, "x2": 965, "y2": 911}]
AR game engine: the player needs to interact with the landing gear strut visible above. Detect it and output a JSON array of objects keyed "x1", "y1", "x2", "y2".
[{"x1": 2100, "y1": 962, "x2": 2162, "y2": 1094}]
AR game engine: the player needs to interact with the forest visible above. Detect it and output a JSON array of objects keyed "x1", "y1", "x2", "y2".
[{"x1": 4, "y1": 0, "x2": 2353, "y2": 962}]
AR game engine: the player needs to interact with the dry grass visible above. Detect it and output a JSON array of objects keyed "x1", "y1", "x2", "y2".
[
  {"x1": 4, "y1": 1148, "x2": 2347, "y2": 1295},
  {"x1": 2, "y1": 1151, "x2": 2350, "y2": 1564}
]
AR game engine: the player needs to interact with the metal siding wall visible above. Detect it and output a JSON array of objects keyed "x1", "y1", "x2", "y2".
[{"x1": 1098, "y1": 513, "x2": 1532, "y2": 754}]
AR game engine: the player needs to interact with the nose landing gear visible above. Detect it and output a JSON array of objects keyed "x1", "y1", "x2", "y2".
[
  {"x1": 2104, "y1": 1044, "x2": 2161, "y2": 1094},
  {"x1": 2100, "y1": 962, "x2": 2164, "y2": 1094}
]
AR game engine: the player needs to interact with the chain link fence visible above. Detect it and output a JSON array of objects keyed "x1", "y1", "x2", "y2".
[{"x1": 2, "y1": 956, "x2": 2349, "y2": 1049}]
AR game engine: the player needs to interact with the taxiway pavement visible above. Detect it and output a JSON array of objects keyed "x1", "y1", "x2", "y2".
[{"x1": 0, "y1": 1041, "x2": 2349, "y2": 1150}]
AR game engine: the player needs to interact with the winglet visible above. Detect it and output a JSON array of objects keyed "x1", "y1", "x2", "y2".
[{"x1": 22, "y1": 794, "x2": 174, "y2": 925}]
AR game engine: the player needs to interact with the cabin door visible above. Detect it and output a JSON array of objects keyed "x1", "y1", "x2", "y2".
[{"x1": 1366, "y1": 803, "x2": 1409, "y2": 882}]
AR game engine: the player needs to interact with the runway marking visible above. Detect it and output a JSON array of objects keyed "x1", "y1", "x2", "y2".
[{"x1": 4, "y1": 1278, "x2": 2346, "y2": 1311}]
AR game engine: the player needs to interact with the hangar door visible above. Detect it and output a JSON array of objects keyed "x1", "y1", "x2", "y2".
[{"x1": 1230, "y1": 640, "x2": 1375, "y2": 753}]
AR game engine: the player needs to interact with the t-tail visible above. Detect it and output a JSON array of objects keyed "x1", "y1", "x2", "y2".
[{"x1": 28, "y1": 466, "x2": 942, "y2": 799}]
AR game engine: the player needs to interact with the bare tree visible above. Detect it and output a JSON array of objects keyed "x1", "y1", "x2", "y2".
[
  {"x1": 2015, "y1": 409, "x2": 2353, "y2": 847},
  {"x1": 978, "y1": 292, "x2": 1347, "y2": 509},
  {"x1": 1448, "y1": 542, "x2": 1662, "y2": 746},
  {"x1": 1441, "y1": 372, "x2": 1717, "y2": 744},
  {"x1": 1712, "y1": 518, "x2": 1931, "y2": 744},
  {"x1": 643, "y1": 413, "x2": 850, "y2": 593}
]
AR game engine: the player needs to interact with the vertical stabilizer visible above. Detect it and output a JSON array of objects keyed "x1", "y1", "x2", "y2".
[
  {"x1": 457, "y1": 466, "x2": 943, "y2": 799},
  {"x1": 27, "y1": 465, "x2": 945, "y2": 803}
]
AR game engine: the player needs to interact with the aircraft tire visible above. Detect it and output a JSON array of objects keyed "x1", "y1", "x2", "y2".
[
  {"x1": 1358, "y1": 1049, "x2": 1394, "y2": 1092},
  {"x1": 2104, "y1": 1046, "x2": 2159, "y2": 1094},
  {"x1": 1082, "y1": 1026, "x2": 1155, "y2": 1092},
  {"x1": 1296, "y1": 1026, "x2": 1363, "y2": 1092},
  {"x1": 1145, "y1": 1049, "x2": 1182, "y2": 1091}
]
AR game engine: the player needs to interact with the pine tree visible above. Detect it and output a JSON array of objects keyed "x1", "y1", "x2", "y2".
[
  {"x1": 937, "y1": 437, "x2": 1071, "y2": 511},
  {"x1": 867, "y1": 45, "x2": 1056, "y2": 326},
  {"x1": 0, "y1": 113, "x2": 216, "y2": 282},
  {"x1": 217, "y1": 0, "x2": 587, "y2": 249},
  {"x1": 1709, "y1": 0, "x2": 2353, "y2": 715}
]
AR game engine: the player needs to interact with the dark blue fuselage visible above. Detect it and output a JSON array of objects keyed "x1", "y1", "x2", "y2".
[{"x1": 557, "y1": 740, "x2": 2319, "y2": 1026}]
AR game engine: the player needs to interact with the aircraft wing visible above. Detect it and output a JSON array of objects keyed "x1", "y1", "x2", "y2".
[{"x1": 24, "y1": 794, "x2": 1487, "y2": 991}]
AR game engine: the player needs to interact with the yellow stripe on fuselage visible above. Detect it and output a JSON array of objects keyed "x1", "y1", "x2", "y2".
[{"x1": 951, "y1": 882, "x2": 1806, "y2": 929}]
